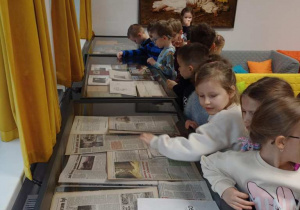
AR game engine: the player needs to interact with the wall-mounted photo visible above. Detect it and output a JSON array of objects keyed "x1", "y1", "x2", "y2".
[{"x1": 139, "y1": 0, "x2": 238, "y2": 28}]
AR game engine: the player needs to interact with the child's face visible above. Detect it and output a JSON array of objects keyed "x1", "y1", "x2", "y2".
[
  {"x1": 129, "y1": 34, "x2": 144, "y2": 45},
  {"x1": 196, "y1": 79, "x2": 234, "y2": 115},
  {"x1": 182, "y1": 12, "x2": 192, "y2": 27},
  {"x1": 283, "y1": 121, "x2": 300, "y2": 164},
  {"x1": 241, "y1": 95, "x2": 261, "y2": 131},
  {"x1": 177, "y1": 56, "x2": 193, "y2": 79},
  {"x1": 151, "y1": 32, "x2": 169, "y2": 48},
  {"x1": 172, "y1": 32, "x2": 184, "y2": 47}
]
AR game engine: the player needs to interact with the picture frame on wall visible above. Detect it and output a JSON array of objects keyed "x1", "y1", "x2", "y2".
[{"x1": 139, "y1": 0, "x2": 238, "y2": 28}]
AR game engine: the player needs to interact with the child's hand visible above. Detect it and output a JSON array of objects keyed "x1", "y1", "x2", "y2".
[
  {"x1": 185, "y1": 120, "x2": 198, "y2": 130},
  {"x1": 222, "y1": 187, "x2": 255, "y2": 210},
  {"x1": 147, "y1": 57, "x2": 156, "y2": 66},
  {"x1": 167, "y1": 79, "x2": 177, "y2": 90},
  {"x1": 117, "y1": 51, "x2": 123, "y2": 59},
  {"x1": 140, "y1": 133, "x2": 155, "y2": 145}
]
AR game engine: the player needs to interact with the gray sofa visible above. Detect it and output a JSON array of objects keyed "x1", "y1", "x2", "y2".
[{"x1": 221, "y1": 50, "x2": 299, "y2": 73}]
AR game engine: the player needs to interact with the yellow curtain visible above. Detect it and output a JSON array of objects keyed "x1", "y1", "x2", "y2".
[
  {"x1": 80, "y1": 0, "x2": 93, "y2": 40},
  {"x1": 0, "y1": 0, "x2": 61, "y2": 180},
  {"x1": 52, "y1": 0, "x2": 84, "y2": 87}
]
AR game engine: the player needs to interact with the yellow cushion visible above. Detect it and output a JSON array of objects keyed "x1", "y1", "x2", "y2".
[
  {"x1": 247, "y1": 59, "x2": 272, "y2": 73},
  {"x1": 235, "y1": 74, "x2": 300, "y2": 96}
]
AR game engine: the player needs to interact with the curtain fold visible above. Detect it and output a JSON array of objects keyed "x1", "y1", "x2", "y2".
[
  {"x1": 0, "y1": 0, "x2": 61, "y2": 180},
  {"x1": 52, "y1": 0, "x2": 84, "y2": 87},
  {"x1": 80, "y1": 0, "x2": 93, "y2": 40}
]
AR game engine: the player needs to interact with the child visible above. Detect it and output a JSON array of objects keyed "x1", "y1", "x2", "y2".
[
  {"x1": 140, "y1": 61, "x2": 245, "y2": 161},
  {"x1": 180, "y1": 7, "x2": 193, "y2": 41},
  {"x1": 190, "y1": 22, "x2": 216, "y2": 53},
  {"x1": 147, "y1": 20, "x2": 176, "y2": 80},
  {"x1": 184, "y1": 54, "x2": 231, "y2": 128},
  {"x1": 167, "y1": 43, "x2": 209, "y2": 110},
  {"x1": 201, "y1": 97, "x2": 300, "y2": 210},
  {"x1": 117, "y1": 24, "x2": 162, "y2": 61},
  {"x1": 238, "y1": 77, "x2": 294, "y2": 151},
  {"x1": 211, "y1": 34, "x2": 225, "y2": 55},
  {"x1": 167, "y1": 18, "x2": 186, "y2": 81}
]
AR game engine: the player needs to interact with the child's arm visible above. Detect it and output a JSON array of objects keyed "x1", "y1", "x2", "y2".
[
  {"x1": 201, "y1": 153, "x2": 255, "y2": 210},
  {"x1": 153, "y1": 50, "x2": 175, "y2": 78},
  {"x1": 121, "y1": 46, "x2": 148, "y2": 58},
  {"x1": 144, "y1": 108, "x2": 244, "y2": 161}
]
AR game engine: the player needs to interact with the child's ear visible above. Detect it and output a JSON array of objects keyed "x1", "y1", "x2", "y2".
[
  {"x1": 210, "y1": 42, "x2": 216, "y2": 51},
  {"x1": 188, "y1": 65, "x2": 194, "y2": 72},
  {"x1": 137, "y1": 32, "x2": 143, "y2": 38},
  {"x1": 229, "y1": 85, "x2": 236, "y2": 99},
  {"x1": 179, "y1": 30, "x2": 183, "y2": 35},
  {"x1": 274, "y1": 135, "x2": 287, "y2": 151}
]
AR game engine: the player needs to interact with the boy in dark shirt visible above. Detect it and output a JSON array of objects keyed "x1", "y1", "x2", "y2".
[{"x1": 117, "y1": 24, "x2": 162, "y2": 60}]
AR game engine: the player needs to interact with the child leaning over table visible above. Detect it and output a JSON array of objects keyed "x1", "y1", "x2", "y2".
[
  {"x1": 147, "y1": 20, "x2": 177, "y2": 80},
  {"x1": 117, "y1": 24, "x2": 162, "y2": 61}
]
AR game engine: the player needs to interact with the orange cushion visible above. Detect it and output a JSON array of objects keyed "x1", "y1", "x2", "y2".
[{"x1": 247, "y1": 59, "x2": 272, "y2": 73}]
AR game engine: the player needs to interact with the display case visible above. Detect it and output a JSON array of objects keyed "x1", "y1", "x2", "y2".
[
  {"x1": 82, "y1": 55, "x2": 177, "y2": 104},
  {"x1": 34, "y1": 98, "x2": 193, "y2": 210},
  {"x1": 88, "y1": 36, "x2": 138, "y2": 56}
]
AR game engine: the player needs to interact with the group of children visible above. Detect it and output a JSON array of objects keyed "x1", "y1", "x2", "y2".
[{"x1": 117, "y1": 7, "x2": 300, "y2": 210}]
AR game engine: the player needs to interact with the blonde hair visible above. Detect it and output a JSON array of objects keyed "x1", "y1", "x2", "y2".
[
  {"x1": 127, "y1": 24, "x2": 144, "y2": 38},
  {"x1": 213, "y1": 34, "x2": 225, "y2": 54},
  {"x1": 167, "y1": 18, "x2": 182, "y2": 37},
  {"x1": 195, "y1": 61, "x2": 239, "y2": 104}
]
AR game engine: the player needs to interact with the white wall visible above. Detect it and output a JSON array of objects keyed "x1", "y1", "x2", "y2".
[{"x1": 92, "y1": 0, "x2": 300, "y2": 50}]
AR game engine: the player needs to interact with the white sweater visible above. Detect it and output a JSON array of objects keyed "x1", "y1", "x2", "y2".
[
  {"x1": 201, "y1": 151, "x2": 300, "y2": 210},
  {"x1": 150, "y1": 104, "x2": 245, "y2": 161}
]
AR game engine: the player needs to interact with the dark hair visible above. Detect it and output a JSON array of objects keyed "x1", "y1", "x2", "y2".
[
  {"x1": 177, "y1": 43, "x2": 209, "y2": 69},
  {"x1": 127, "y1": 24, "x2": 144, "y2": 38},
  {"x1": 250, "y1": 97, "x2": 300, "y2": 145},
  {"x1": 190, "y1": 23, "x2": 216, "y2": 49},
  {"x1": 147, "y1": 20, "x2": 157, "y2": 34},
  {"x1": 241, "y1": 77, "x2": 294, "y2": 104},
  {"x1": 151, "y1": 20, "x2": 173, "y2": 38},
  {"x1": 180, "y1": 7, "x2": 194, "y2": 23},
  {"x1": 168, "y1": 18, "x2": 182, "y2": 36},
  {"x1": 195, "y1": 60, "x2": 239, "y2": 104}
]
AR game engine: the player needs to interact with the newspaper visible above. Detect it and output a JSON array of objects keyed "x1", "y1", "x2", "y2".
[
  {"x1": 129, "y1": 65, "x2": 150, "y2": 75},
  {"x1": 108, "y1": 116, "x2": 180, "y2": 135},
  {"x1": 111, "y1": 64, "x2": 128, "y2": 71},
  {"x1": 91, "y1": 64, "x2": 112, "y2": 71},
  {"x1": 109, "y1": 81, "x2": 137, "y2": 96},
  {"x1": 88, "y1": 69, "x2": 109, "y2": 76},
  {"x1": 158, "y1": 181, "x2": 213, "y2": 200},
  {"x1": 107, "y1": 150, "x2": 203, "y2": 181},
  {"x1": 86, "y1": 86, "x2": 122, "y2": 97},
  {"x1": 70, "y1": 116, "x2": 109, "y2": 134},
  {"x1": 147, "y1": 148, "x2": 165, "y2": 158},
  {"x1": 59, "y1": 152, "x2": 158, "y2": 185},
  {"x1": 88, "y1": 75, "x2": 110, "y2": 86},
  {"x1": 137, "y1": 198, "x2": 219, "y2": 210},
  {"x1": 65, "y1": 134, "x2": 148, "y2": 155},
  {"x1": 109, "y1": 69, "x2": 132, "y2": 80},
  {"x1": 136, "y1": 81, "x2": 167, "y2": 97},
  {"x1": 50, "y1": 187, "x2": 158, "y2": 210}
]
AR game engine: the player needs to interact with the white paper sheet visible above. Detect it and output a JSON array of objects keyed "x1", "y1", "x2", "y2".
[{"x1": 138, "y1": 198, "x2": 219, "y2": 210}]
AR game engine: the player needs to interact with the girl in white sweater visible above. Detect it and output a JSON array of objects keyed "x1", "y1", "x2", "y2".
[
  {"x1": 201, "y1": 97, "x2": 300, "y2": 210},
  {"x1": 140, "y1": 61, "x2": 245, "y2": 161}
]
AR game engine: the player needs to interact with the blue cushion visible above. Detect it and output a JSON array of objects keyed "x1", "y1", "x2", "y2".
[{"x1": 233, "y1": 65, "x2": 248, "y2": 73}]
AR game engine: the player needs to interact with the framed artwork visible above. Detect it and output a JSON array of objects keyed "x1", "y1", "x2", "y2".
[{"x1": 139, "y1": 0, "x2": 238, "y2": 28}]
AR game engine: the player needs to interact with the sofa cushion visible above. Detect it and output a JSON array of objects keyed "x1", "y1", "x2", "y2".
[
  {"x1": 221, "y1": 51, "x2": 271, "y2": 71},
  {"x1": 248, "y1": 59, "x2": 272, "y2": 73},
  {"x1": 271, "y1": 50, "x2": 300, "y2": 73},
  {"x1": 233, "y1": 65, "x2": 248, "y2": 73}
]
